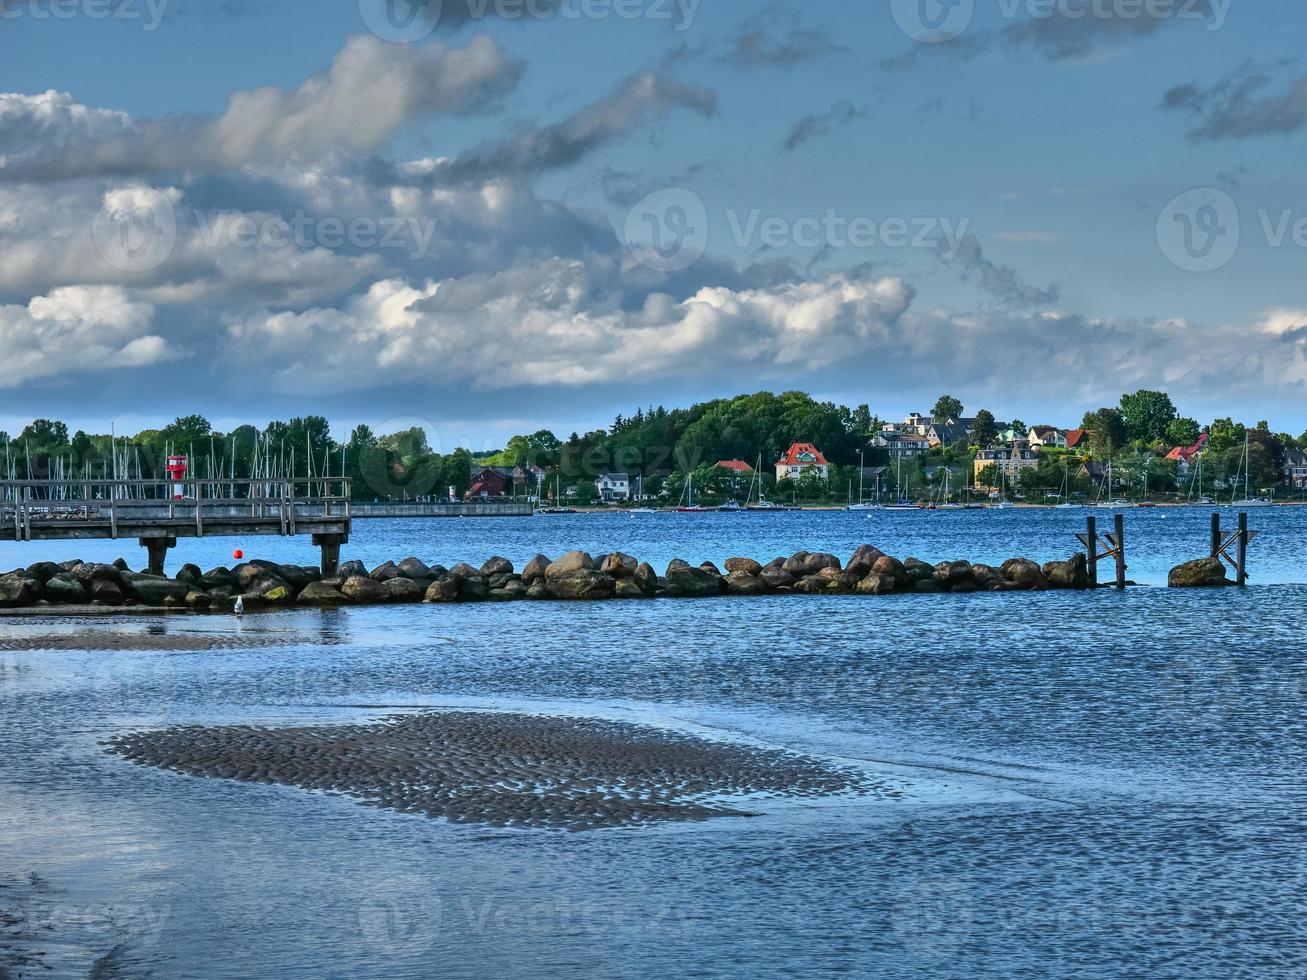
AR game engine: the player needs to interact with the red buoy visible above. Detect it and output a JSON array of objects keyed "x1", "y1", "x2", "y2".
[{"x1": 233, "y1": 549, "x2": 244, "y2": 560}]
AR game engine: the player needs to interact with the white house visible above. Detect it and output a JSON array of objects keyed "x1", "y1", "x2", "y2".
[
  {"x1": 775, "y1": 443, "x2": 831, "y2": 482},
  {"x1": 594, "y1": 473, "x2": 630, "y2": 502}
]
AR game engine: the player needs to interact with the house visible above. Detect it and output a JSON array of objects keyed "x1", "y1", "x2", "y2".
[
  {"x1": 874, "y1": 432, "x2": 931, "y2": 459},
  {"x1": 1165, "y1": 433, "x2": 1209, "y2": 474},
  {"x1": 926, "y1": 420, "x2": 973, "y2": 447},
  {"x1": 466, "y1": 468, "x2": 509, "y2": 499},
  {"x1": 715, "y1": 459, "x2": 754, "y2": 475},
  {"x1": 1077, "y1": 461, "x2": 1107, "y2": 485},
  {"x1": 973, "y1": 447, "x2": 1041, "y2": 488},
  {"x1": 883, "y1": 413, "x2": 934, "y2": 436},
  {"x1": 594, "y1": 473, "x2": 631, "y2": 502},
  {"x1": 775, "y1": 443, "x2": 830, "y2": 483},
  {"x1": 1065, "y1": 429, "x2": 1090, "y2": 451},
  {"x1": 1028, "y1": 426, "x2": 1068, "y2": 449},
  {"x1": 1284, "y1": 448, "x2": 1307, "y2": 489}
]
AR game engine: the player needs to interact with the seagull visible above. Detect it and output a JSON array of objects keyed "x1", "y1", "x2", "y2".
[{"x1": 234, "y1": 595, "x2": 244, "y2": 618}]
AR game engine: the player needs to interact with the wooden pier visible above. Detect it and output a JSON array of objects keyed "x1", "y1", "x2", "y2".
[{"x1": 1, "y1": 478, "x2": 352, "y2": 576}]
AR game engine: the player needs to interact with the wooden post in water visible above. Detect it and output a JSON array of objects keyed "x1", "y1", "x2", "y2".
[
  {"x1": 1237, "y1": 512, "x2": 1249, "y2": 588},
  {"x1": 1086, "y1": 515, "x2": 1098, "y2": 588},
  {"x1": 1210, "y1": 512, "x2": 1221, "y2": 558},
  {"x1": 1114, "y1": 513, "x2": 1126, "y2": 590}
]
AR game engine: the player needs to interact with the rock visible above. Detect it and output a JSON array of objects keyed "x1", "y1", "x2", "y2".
[
  {"x1": 1168, "y1": 557, "x2": 1230, "y2": 588},
  {"x1": 427, "y1": 565, "x2": 449, "y2": 580},
  {"x1": 782, "y1": 557, "x2": 808, "y2": 577},
  {"x1": 425, "y1": 577, "x2": 461, "y2": 603},
  {"x1": 546, "y1": 570, "x2": 617, "y2": 600},
  {"x1": 113, "y1": 558, "x2": 130, "y2": 571},
  {"x1": 804, "y1": 553, "x2": 841, "y2": 573},
  {"x1": 59, "y1": 559, "x2": 84, "y2": 572},
  {"x1": 337, "y1": 559, "x2": 367, "y2": 579},
  {"x1": 176, "y1": 563, "x2": 203, "y2": 585},
  {"x1": 663, "y1": 565, "x2": 723, "y2": 598},
  {"x1": 121, "y1": 572, "x2": 190, "y2": 605},
  {"x1": 341, "y1": 576, "x2": 387, "y2": 603},
  {"x1": 850, "y1": 545, "x2": 886, "y2": 569},
  {"x1": 950, "y1": 580, "x2": 981, "y2": 594},
  {"x1": 369, "y1": 560, "x2": 400, "y2": 582},
  {"x1": 72, "y1": 562, "x2": 120, "y2": 585},
  {"x1": 599, "y1": 553, "x2": 638, "y2": 578},
  {"x1": 855, "y1": 572, "x2": 894, "y2": 595},
  {"x1": 522, "y1": 555, "x2": 551, "y2": 584},
  {"x1": 487, "y1": 572, "x2": 514, "y2": 590},
  {"x1": 1044, "y1": 554, "x2": 1090, "y2": 590},
  {"x1": 759, "y1": 567, "x2": 796, "y2": 590},
  {"x1": 41, "y1": 574, "x2": 88, "y2": 604},
  {"x1": 278, "y1": 565, "x2": 318, "y2": 590},
  {"x1": 933, "y1": 561, "x2": 973, "y2": 589},
  {"x1": 0, "y1": 573, "x2": 38, "y2": 608},
  {"x1": 546, "y1": 552, "x2": 594, "y2": 579},
  {"x1": 25, "y1": 561, "x2": 62, "y2": 584},
  {"x1": 382, "y1": 577, "x2": 426, "y2": 603},
  {"x1": 448, "y1": 563, "x2": 481, "y2": 580},
  {"x1": 615, "y1": 578, "x2": 647, "y2": 599},
  {"x1": 185, "y1": 590, "x2": 212, "y2": 610},
  {"x1": 88, "y1": 578, "x2": 125, "y2": 604},
  {"x1": 397, "y1": 557, "x2": 432, "y2": 580},
  {"x1": 480, "y1": 556, "x2": 513, "y2": 577},
  {"x1": 501, "y1": 579, "x2": 528, "y2": 600},
  {"x1": 903, "y1": 558, "x2": 935, "y2": 582},
  {"x1": 970, "y1": 564, "x2": 1007, "y2": 589},
  {"x1": 666, "y1": 559, "x2": 692, "y2": 574},
  {"x1": 724, "y1": 557, "x2": 763, "y2": 576},
  {"x1": 873, "y1": 555, "x2": 905, "y2": 579},
  {"x1": 913, "y1": 579, "x2": 943, "y2": 594},
  {"x1": 634, "y1": 563, "x2": 659, "y2": 595},
  {"x1": 526, "y1": 582, "x2": 550, "y2": 600},
  {"x1": 1002, "y1": 558, "x2": 1048, "y2": 591},
  {"x1": 725, "y1": 572, "x2": 768, "y2": 595},
  {"x1": 199, "y1": 567, "x2": 236, "y2": 589},
  {"x1": 698, "y1": 561, "x2": 724, "y2": 578},
  {"x1": 794, "y1": 575, "x2": 831, "y2": 595},
  {"x1": 205, "y1": 586, "x2": 235, "y2": 603},
  {"x1": 460, "y1": 577, "x2": 489, "y2": 602},
  {"x1": 487, "y1": 589, "x2": 516, "y2": 602}
]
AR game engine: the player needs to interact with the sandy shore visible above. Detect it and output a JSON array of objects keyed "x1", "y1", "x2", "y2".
[{"x1": 107, "y1": 711, "x2": 890, "y2": 830}]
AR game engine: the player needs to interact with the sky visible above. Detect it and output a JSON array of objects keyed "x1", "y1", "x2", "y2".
[{"x1": 1, "y1": 0, "x2": 1306, "y2": 449}]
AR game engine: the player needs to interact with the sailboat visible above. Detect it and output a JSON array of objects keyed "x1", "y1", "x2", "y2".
[
  {"x1": 939, "y1": 468, "x2": 965, "y2": 509},
  {"x1": 1054, "y1": 460, "x2": 1079, "y2": 508},
  {"x1": 677, "y1": 473, "x2": 711, "y2": 512},
  {"x1": 536, "y1": 474, "x2": 578, "y2": 514},
  {"x1": 630, "y1": 474, "x2": 658, "y2": 513},
  {"x1": 1231, "y1": 433, "x2": 1274, "y2": 507},
  {"x1": 882, "y1": 455, "x2": 918, "y2": 510},
  {"x1": 847, "y1": 449, "x2": 880, "y2": 511}
]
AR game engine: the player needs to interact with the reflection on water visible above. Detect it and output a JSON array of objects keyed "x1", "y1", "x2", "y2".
[{"x1": 2, "y1": 581, "x2": 1306, "y2": 975}]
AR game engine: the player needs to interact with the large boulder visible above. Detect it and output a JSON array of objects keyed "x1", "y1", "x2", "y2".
[
  {"x1": 903, "y1": 558, "x2": 935, "y2": 583},
  {"x1": 337, "y1": 559, "x2": 367, "y2": 579},
  {"x1": 175, "y1": 563, "x2": 203, "y2": 585},
  {"x1": 199, "y1": 567, "x2": 236, "y2": 590},
  {"x1": 724, "y1": 557, "x2": 763, "y2": 577},
  {"x1": 855, "y1": 572, "x2": 895, "y2": 595},
  {"x1": 369, "y1": 560, "x2": 400, "y2": 582},
  {"x1": 1044, "y1": 554, "x2": 1090, "y2": 590},
  {"x1": 425, "y1": 577, "x2": 461, "y2": 603},
  {"x1": 546, "y1": 552, "x2": 594, "y2": 579},
  {"x1": 850, "y1": 545, "x2": 887, "y2": 570},
  {"x1": 804, "y1": 553, "x2": 841, "y2": 573},
  {"x1": 120, "y1": 572, "x2": 190, "y2": 605},
  {"x1": 42, "y1": 574, "x2": 88, "y2": 604},
  {"x1": 397, "y1": 557, "x2": 432, "y2": 580},
  {"x1": 275, "y1": 565, "x2": 317, "y2": 591},
  {"x1": 725, "y1": 571, "x2": 768, "y2": 595},
  {"x1": 1002, "y1": 558, "x2": 1048, "y2": 591},
  {"x1": 460, "y1": 577, "x2": 489, "y2": 602},
  {"x1": 0, "y1": 573, "x2": 38, "y2": 608},
  {"x1": 599, "y1": 553, "x2": 638, "y2": 579},
  {"x1": 71, "y1": 562, "x2": 120, "y2": 585},
  {"x1": 382, "y1": 577, "x2": 426, "y2": 603},
  {"x1": 615, "y1": 578, "x2": 648, "y2": 600},
  {"x1": 1169, "y1": 557, "x2": 1230, "y2": 588},
  {"x1": 341, "y1": 576, "x2": 387, "y2": 603},
  {"x1": 794, "y1": 575, "x2": 833, "y2": 594},
  {"x1": 759, "y1": 566, "x2": 796, "y2": 590},
  {"x1": 933, "y1": 561, "x2": 974, "y2": 590},
  {"x1": 873, "y1": 555, "x2": 906, "y2": 582},
  {"x1": 88, "y1": 579, "x2": 125, "y2": 605},
  {"x1": 546, "y1": 570, "x2": 617, "y2": 600},
  {"x1": 480, "y1": 556, "x2": 514, "y2": 577},
  {"x1": 185, "y1": 590, "x2": 213, "y2": 610},
  {"x1": 663, "y1": 565, "x2": 723, "y2": 598},
  {"x1": 448, "y1": 563, "x2": 481, "y2": 580},
  {"x1": 25, "y1": 561, "x2": 63, "y2": 584},
  {"x1": 633, "y1": 562, "x2": 659, "y2": 595},
  {"x1": 522, "y1": 555, "x2": 551, "y2": 584}
]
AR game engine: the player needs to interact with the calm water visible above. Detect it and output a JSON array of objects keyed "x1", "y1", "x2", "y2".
[{"x1": 2, "y1": 513, "x2": 1306, "y2": 978}]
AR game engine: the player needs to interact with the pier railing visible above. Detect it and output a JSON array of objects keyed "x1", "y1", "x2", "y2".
[{"x1": 2, "y1": 478, "x2": 351, "y2": 541}]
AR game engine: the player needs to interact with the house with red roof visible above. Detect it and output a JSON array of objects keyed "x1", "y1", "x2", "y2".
[
  {"x1": 775, "y1": 443, "x2": 830, "y2": 483},
  {"x1": 1165, "y1": 433, "x2": 1209, "y2": 474},
  {"x1": 1065, "y1": 429, "x2": 1090, "y2": 451},
  {"x1": 715, "y1": 459, "x2": 755, "y2": 474}
]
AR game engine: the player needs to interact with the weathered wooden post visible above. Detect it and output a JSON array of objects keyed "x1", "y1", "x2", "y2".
[
  {"x1": 1237, "y1": 511, "x2": 1249, "y2": 587},
  {"x1": 1210, "y1": 512, "x2": 1221, "y2": 558},
  {"x1": 1086, "y1": 515, "x2": 1098, "y2": 588},
  {"x1": 1114, "y1": 513, "x2": 1126, "y2": 590}
]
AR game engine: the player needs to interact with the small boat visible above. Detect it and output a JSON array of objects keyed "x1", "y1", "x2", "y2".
[
  {"x1": 718, "y1": 499, "x2": 744, "y2": 512},
  {"x1": 630, "y1": 507, "x2": 658, "y2": 514},
  {"x1": 882, "y1": 501, "x2": 918, "y2": 511},
  {"x1": 676, "y1": 474, "x2": 711, "y2": 512},
  {"x1": 992, "y1": 500, "x2": 1015, "y2": 510},
  {"x1": 536, "y1": 506, "x2": 578, "y2": 515},
  {"x1": 1230, "y1": 433, "x2": 1274, "y2": 506}
]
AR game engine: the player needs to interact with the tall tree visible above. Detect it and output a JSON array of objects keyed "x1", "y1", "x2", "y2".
[
  {"x1": 971, "y1": 410, "x2": 997, "y2": 448},
  {"x1": 1081, "y1": 408, "x2": 1127, "y2": 456},
  {"x1": 932, "y1": 395, "x2": 963, "y2": 422},
  {"x1": 1119, "y1": 390, "x2": 1177, "y2": 443},
  {"x1": 1164, "y1": 417, "x2": 1201, "y2": 447}
]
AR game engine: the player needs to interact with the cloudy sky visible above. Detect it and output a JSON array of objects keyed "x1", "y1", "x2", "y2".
[{"x1": 1, "y1": 0, "x2": 1305, "y2": 446}]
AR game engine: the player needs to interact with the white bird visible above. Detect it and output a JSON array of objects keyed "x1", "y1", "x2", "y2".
[{"x1": 234, "y1": 595, "x2": 244, "y2": 617}]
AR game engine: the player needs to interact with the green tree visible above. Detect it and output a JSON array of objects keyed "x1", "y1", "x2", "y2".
[
  {"x1": 1119, "y1": 390, "x2": 1177, "y2": 443},
  {"x1": 1165, "y1": 417, "x2": 1201, "y2": 447},
  {"x1": 1081, "y1": 408, "x2": 1127, "y2": 456},
  {"x1": 932, "y1": 395, "x2": 963, "y2": 423},
  {"x1": 971, "y1": 410, "x2": 997, "y2": 448},
  {"x1": 1207, "y1": 418, "x2": 1245, "y2": 453}
]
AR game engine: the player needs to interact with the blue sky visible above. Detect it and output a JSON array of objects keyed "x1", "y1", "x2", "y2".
[{"x1": 1, "y1": 0, "x2": 1305, "y2": 447}]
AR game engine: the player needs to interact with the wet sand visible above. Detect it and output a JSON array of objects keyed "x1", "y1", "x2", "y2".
[{"x1": 107, "y1": 711, "x2": 888, "y2": 830}]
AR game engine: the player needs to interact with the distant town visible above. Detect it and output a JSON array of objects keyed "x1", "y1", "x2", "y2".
[{"x1": 3, "y1": 389, "x2": 1306, "y2": 508}]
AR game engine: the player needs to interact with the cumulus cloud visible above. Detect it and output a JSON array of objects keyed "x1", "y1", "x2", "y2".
[
  {"x1": 783, "y1": 101, "x2": 866, "y2": 151},
  {"x1": 0, "y1": 286, "x2": 176, "y2": 386},
  {"x1": 1163, "y1": 61, "x2": 1307, "y2": 141},
  {"x1": 0, "y1": 35, "x2": 520, "y2": 182}
]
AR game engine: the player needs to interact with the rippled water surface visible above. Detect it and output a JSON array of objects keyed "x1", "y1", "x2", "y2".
[{"x1": 2, "y1": 513, "x2": 1306, "y2": 978}]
